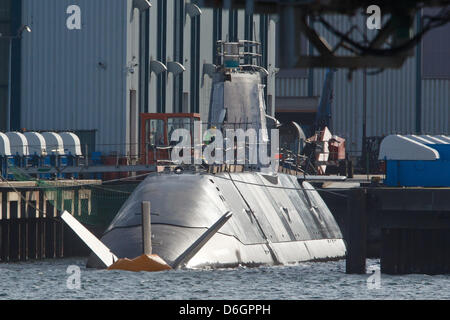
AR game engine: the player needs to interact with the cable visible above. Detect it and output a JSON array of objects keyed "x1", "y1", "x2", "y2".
[{"x1": 213, "y1": 173, "x2": 351, "y2": 197}]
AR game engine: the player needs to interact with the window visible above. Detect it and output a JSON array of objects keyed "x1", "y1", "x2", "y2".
[
  {"x1": 146, "y1": 119, "x2": 165, "y2": 146},
  {"x1": 422, "y1": 8, "x2": 450, "y2": 79},
  {"x1": 167, "y1": 117, "x2": 195, "y2": 148},
  {"x1": 168, "y1": 117, "x2": 191, "y2": 137}
]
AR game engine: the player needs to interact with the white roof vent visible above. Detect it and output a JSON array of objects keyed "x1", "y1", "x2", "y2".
[
  {"x1": 59, "y1": 132, "x2": 83, "y2": 156},
  {"x1": 5, "y1": 132, "x2": 29, "y2": 156},
  {"x1": 0, "y1": 133, "x2": 11, "y2": 156},
  {"x1": 379, "y1": 135, "x2": 442, "y2": 160},
  {"x1": 41, "y1": 132, "x2": 65, "y2": 155},
  {"x1": 24, "y1": 132, "x2": 47, "y2": 156}
]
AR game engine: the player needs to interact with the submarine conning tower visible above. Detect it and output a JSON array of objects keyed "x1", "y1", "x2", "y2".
[
  {"x1": 208, "y1": 41, "x2": 277, "y2": 172},
  {"x1": 209, "y1": 41, "x2": 270, "y2": 132}
]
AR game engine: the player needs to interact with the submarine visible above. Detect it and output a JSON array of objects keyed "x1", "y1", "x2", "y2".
[{"x1": 87, "y1": 41, "x2": 346, "y2": 269}]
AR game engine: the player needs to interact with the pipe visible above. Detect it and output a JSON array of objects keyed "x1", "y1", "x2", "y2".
[{"x1": 141, "y1": 201, "x2": 152, "y2": 255}]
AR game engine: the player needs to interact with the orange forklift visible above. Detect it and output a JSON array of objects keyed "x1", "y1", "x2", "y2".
[{"x1": 140, "y1": 113, "x2": 201, "y2": 165}]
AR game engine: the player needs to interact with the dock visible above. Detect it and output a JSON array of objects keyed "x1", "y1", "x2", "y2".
[
  {"x1": 0, "y1": 180, "x2": 103, "y2": 262},
  {"x1": 320, "y1": 181, "x2": 450, "y2": 275}
]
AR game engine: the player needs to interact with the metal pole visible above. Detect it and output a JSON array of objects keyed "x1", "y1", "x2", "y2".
[
  {"x1": 363, "y1": 28, "x2": 369, "y2": 179},
  {"x1": 415, "y1": 12, "x2": 422, "y2": 134},
  {"x1": 141, "y1": 201, "x2": 151, "y2": 255},
  {"x1": 6, "y1": 38, "x2": 12, "y2": 131},
  {"x1": 85, "y1": 144, "x2": 88, "y2": 166},
  {"x1": 363, "y1": 68, "x2": 368, "y2": 178}
]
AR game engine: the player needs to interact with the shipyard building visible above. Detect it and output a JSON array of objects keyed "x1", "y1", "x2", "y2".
[
  {"x1": 1, "y1": 0, "x2": 276, "y2": 156},
  {"x1": 0, "y1": 1, "x2": 449, "y2": 161}
]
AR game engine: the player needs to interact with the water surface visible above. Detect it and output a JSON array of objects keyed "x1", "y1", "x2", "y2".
[{"x1": 0, "y1": 258, "x2": 448, "y2": 300}]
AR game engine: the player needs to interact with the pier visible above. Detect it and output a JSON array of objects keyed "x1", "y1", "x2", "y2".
[
  {"x1": 320, "y1": 183, "x2": 450, "y2": 275},
  {"x1": 0, "y1": 181, "x2": 101, "y2": 262}
]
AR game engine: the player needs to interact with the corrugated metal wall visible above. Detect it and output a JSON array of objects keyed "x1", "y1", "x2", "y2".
[
  {"x1": 422, "y1": 80, "x2": 450, "y2": 134},
  {"x1": 21, "y1": 0, "x2": 136, "y2": 154},
  {"x1": 0, "y1": 0, "x2": 12, "y2": 131},
  {"x1": 276, "y1": 13, "x2": 450, "y2": 155}
]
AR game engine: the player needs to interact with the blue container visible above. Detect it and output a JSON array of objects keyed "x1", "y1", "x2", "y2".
[
  {"x1": 385, "y1": 160, "x2": 450, "y2": 187},
  {"x1": 380, "y1": 135, "x2": 450, "y2": 187}
]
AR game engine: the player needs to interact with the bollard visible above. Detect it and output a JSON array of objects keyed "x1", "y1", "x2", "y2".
[
  {"x1": 345, "y1": 188, "x2": 367, "y2": 274},
  {"x1": 141, "y1": 201, "x2": 152, "y2": 255}
]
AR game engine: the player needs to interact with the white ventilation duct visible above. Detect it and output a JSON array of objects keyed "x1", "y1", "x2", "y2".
[
  {"x1": 5, "y1": 132, "x2": 29, "y2": 156},
  {"x1": 59, "y1": 132, "x2": 83, "y2": 156},
  {"x1": 0, "y1": 133, "x2": 11, "y2": 156},
  {"x1": 41, "y1": 132, "x2": 65, "y2": 155},
  {"x1": 24, "y1": 132, "x2": 47, "y2": 156}
]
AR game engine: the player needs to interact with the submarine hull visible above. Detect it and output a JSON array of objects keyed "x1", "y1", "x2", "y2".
[{"x1": 87, "y1": 171, "x2": 346, "y2": 269}]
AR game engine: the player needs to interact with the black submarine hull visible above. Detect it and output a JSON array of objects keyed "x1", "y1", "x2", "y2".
[{"x1": 87, "y1": 171, "x2": 346, "y2": 269}]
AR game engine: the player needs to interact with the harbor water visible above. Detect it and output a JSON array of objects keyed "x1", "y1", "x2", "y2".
[{"x1": 0, "y1": 258, "x2": 449, "y2": 300}]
